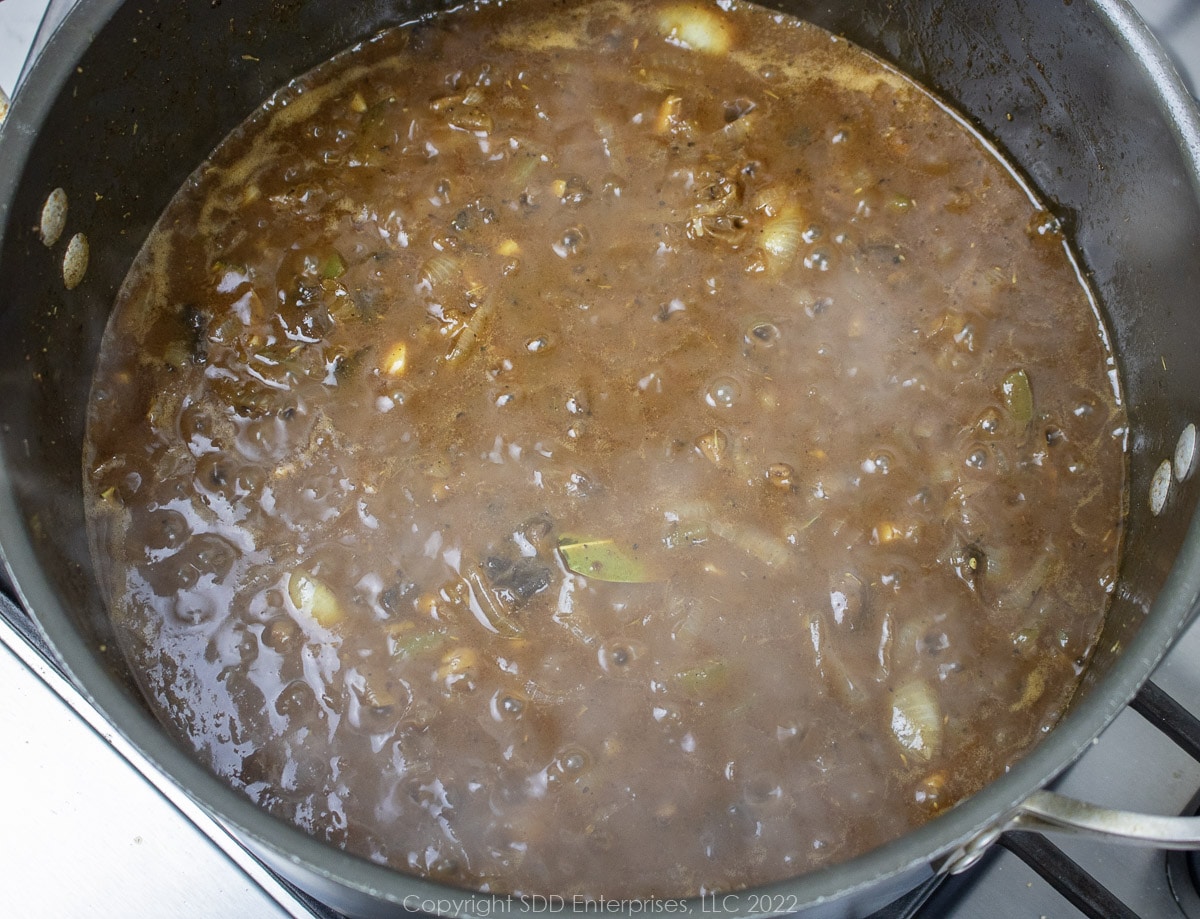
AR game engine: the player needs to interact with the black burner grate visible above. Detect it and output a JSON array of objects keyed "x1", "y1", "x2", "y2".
[{"x1": 887, "y1": 678, "x2": 1200, "y2": 919}]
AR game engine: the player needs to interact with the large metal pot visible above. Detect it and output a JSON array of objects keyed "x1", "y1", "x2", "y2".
[{"x1": 2, "y1": 1, "x2": 1200, "y2": 916}]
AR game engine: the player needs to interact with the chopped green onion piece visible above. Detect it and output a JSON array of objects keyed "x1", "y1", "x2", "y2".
[
  {"x1": 1001, "y1": 369, "x2": 1033, "y2": 423},
  {"x1": 675, "y1": 660, "x2": 728, "y2": 696},
  {"x1": 390, "y1": 630, "x2": 447, "y2": 660},
  {"x1": 321, "y1": 251, "x2": 347, "y2": 280}
]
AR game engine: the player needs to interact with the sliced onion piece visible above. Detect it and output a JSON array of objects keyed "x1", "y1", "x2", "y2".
[
  {"x1": 658, "y1": 4, "x2": 735, "y2": 55},
  {"x1": 418, "y1": 253, "x2": 462, "y2": 290},
  {"x1": 890, "y1": 679, "x2": 942, "y2": 761},
  {"x1": 760, "y1": 209, "x2": 805, "y2": 267},
  {"x1": 288, "y1": 568, "x2": 343, "y2": 627}
]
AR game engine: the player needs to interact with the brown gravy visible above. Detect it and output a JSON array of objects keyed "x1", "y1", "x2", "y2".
[{"x1": 84, "y1": 0, "x2": 1127, "y2": 898}]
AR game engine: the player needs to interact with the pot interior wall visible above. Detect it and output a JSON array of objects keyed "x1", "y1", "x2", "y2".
[
  {"x1": 2, "y1": 0, "x2": 1199, "y2": 903},
  {"x1": 816, "y1": 0, "x2": 1200, "y2": 691}
]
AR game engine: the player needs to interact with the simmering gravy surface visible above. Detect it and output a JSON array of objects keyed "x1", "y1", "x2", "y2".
[{"x1": 85, "y1": 0, "x2": 1126, "y2": 897}]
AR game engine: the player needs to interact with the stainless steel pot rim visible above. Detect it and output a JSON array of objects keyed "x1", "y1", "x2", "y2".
[{"x1": 3, "y1": 0, "x2": 1200, "y2": 914}]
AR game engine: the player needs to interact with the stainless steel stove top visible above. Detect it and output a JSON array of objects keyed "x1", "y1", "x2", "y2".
[
  {"x1": 2, "y1": 2, "x2": 1200, "y2": 917},
  {"x1": 0, "y1": 599, "x2": 315, "y2": 919}
]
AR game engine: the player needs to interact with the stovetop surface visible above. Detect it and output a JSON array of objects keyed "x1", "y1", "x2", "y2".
[{"x1": 2, "y1": 1, "x2": 1200, "y2": 917}]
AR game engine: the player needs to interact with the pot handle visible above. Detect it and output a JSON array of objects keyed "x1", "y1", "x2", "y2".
[
  {"x1": 1012, "y1": 788, "x2": 1200, "y2": 846},
  {"x1": 941, "y1": 789, "x2": 1200, "y2": 875}
]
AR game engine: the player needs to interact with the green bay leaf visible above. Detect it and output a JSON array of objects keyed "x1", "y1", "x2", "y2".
[{"x1": 556, "y1": 537, "x2": 657, "y2": 583}]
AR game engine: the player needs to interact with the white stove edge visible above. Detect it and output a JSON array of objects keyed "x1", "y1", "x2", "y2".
[{"x1": 0, "y1": 612, "x2": 318, "y2": 919}]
